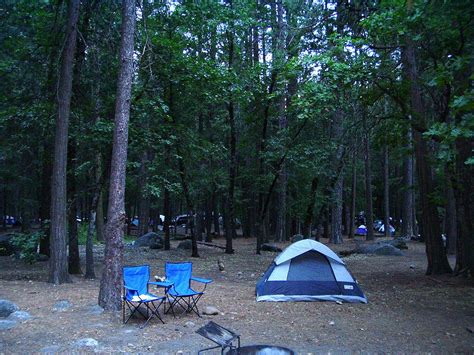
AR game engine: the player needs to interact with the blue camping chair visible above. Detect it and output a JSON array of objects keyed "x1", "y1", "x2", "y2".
[
  {"x1": 123, "y1": 265, "x2": 166, "y2": 327},
  {"x1": 163, "y1": 262, "x2": 212, "y2": 317}
]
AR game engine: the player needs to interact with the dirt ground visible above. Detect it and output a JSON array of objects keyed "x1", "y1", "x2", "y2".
[{"x1": 0, "y1": 236, "x2": 473, "y2": 354}]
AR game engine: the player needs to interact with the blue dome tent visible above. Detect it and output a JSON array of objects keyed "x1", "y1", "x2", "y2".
[{"x1": 256, "y1": 239, "x2": 367, "y2": 303}]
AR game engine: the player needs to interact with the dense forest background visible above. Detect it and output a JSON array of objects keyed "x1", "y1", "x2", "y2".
[{"x1": 0, "y1": 0, "x2": 472, "y2": 308}]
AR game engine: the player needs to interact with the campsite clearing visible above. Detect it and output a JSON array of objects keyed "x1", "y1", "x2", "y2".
[{"x1": 0, "y1": 237, "x2": 473, "y2": 353}]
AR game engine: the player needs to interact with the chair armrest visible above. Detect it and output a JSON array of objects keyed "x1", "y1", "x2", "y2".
[
  {"x1": 149, "y1": 280, "x2": 174, "y2": 288},
  {"x1": 191, "y1": 277, "x2": 213, "y2": 284}
]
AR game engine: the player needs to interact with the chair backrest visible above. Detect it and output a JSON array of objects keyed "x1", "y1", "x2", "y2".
[
  {"x1": 165, "y1": 262, "x2": 192, "y2": 293},
  {"x1": 123, "y1": 265, "x2": 150, "y2": 297}
]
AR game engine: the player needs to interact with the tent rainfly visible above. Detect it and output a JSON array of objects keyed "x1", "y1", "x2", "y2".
[{"x1": 256, "y1": 239, "x2": 367, "y2": 303}]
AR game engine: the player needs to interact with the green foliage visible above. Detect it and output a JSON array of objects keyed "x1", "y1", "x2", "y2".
[{"x1": 9, "y1": 231, "x2": 45, "y2": 264}]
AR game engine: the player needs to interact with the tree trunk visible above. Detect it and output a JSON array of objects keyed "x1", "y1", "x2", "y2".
[
  {"x1": 177, "y1": 148, "x2": 199, "y2": 258},
  {"x1": 274, "y1": 0, "x2": 287, "y2": 243},
  {"x1": 330, "y1": 175, "x2": 344, "y2": 244},
  {"x1": 67, "y1": 139, "x2": 81, "y2": 274},
  {"x1": 163, "y1": 182, "x2": 171, "y2": 251},
  {"x1": 403, "y1": 1, "x2": 451, "y2": 274},
  {"x1": 212, "y1": 192, "x2": 220, "y2": 237},
  {"x1": 49, "y1": 0, "x2": 80, "y2": 284},
  {"x1": 383, "y1": 145, "x2": 391, "y2": 238},
  {"x1": 205, "y1": 198, "x2": 213, "y2": 242},
  {"x1": 445, "y1": 179, "x2": 457, "y2": 254},
  {"x1": 302, "y1": 177, "x2": 318, "y2": 237},
  {"x1": 225, "y1": 0, "x2": 236, "y2": 255},
  {"x1": 401, "y1": 128, "x2": 415, "y2": 239},
  {"x1": 98, "y1": 0, "x2": 136, "y2": 310},
  {"x1": 349, "y1": 150, "x2": 357, "y2": 239},
  {"x1": 363, "y1": 114, "x2": 374, "y2": 241},
  {"x1": 85, "y1": 179, "x2": 102, "y2": 280}
]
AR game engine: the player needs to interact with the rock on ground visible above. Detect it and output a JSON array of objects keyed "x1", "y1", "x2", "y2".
[
  {"x1": 202, "y1": 306, "x2": 219, "y2": 315},
  {"x1": 52, "y1": 300, "x2": 71, "y2": 312},
  {"x1": 355, "y1": 244, "x2": 404, "y2": 256},
  {"x1": 40, "y1": 345, "x2": 61, "y2": 353},
  {"x1": 177, "y1": 240, "x2": 192, "y2": 250},
  {"x1": 0, "y1": 299, "x2": 19, "y2": 317},
  {"x1": 379, "y1": 238, "x2": 408, "y2": 250},
  {"x1": 75, "y1": 338, "x2": 99, "y2": 348},
  {"x1": 134, "y1": 232, "x2": 164, "y2": 247},
  {"x1": 8, "y1": 311, "x2": 31, "y2": 321},
  {"x1": 261, "y1": 244, "x2": 282, "y2": 252},
  {"x1": 87, "y1": 305, "x2": 104, "y2": 315},
  {"x1": 0, "y1": 319, "x2": 17, "y2": 330}
]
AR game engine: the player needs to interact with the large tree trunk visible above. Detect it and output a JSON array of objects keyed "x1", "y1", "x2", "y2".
[
  {"x1": 363, "y1": 114, "x2": 374, "y2": 241},
  {"x1": 302, "y1": 177, "x2": 318, "y2": 237},
  {"x1": 67, "y1": 139, "x2": 81, "y2": 274},
  {"x1": 177, "y1": 148, "x2": 199, "y2": 258},
  {"x1": 98, "y1": 0, "x2": 136, "y2": 310},
  {"x1": 330, "y1": 107, "x2": 345, "y2": 244},
  {"x1": 163, "y1": 179, "x2": 171, "y2": 251},
  {"x1": 49, "y1": 0, "x2": 80, "y2": 284},
  {"x1": 225, "y1": 3, "x2": 236, "y2": 254},
  {"x1": 445, "y1": 179, "x2": 457, "y2": 254},
  {"x1": 349, "y1": 150, "x2": 357, "y2": 239},
  {"x1": 400, "y1": 128, "x2": 415, "y2": 239},
  {"x1": 383, "y1": 145, "x2": 391, "y2": 238},
  {"x1": 453, "y1": 137, "x2": 474, "y2": 276},
  {"x1": 330, "y1": 174, "x2": 344, "y2": 244},
  {"x1": 274, "y1": 0, "x2": 287, "y2": 243},
  {"x1": 403, "y1": 1, "x2": 451, "y2": 274}
]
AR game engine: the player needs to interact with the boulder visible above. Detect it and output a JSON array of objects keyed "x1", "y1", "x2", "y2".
[
  {"x1": 0, "y1": 299, "x2": 19, "y2": 318},
  {"x1": 8, "y1": 311, "x2": 31, "y2": 321},
  {"x1": 134, "y1": 232, "x2": 163, "y2": 247},
  {"x1": 87, "y1": 305, "x2": 104, "y2": 315},
  {"x1": 291, "y1": 234, "x2": 305, "y2": 243},
  {"x1": 177, "y1": 240, "x2": 192, "y2": 250},
  {"x1": 52, "y1": 300, "x2": 71, "y2": 312},
  {"x1": 149, "y1": 242, "x2": 163, "y2": 250},
  {"x1": 261, "y1": 243, "x2": 282, "y2": 252},
  {"x1": 380, "y1": 238, "x2": 408, "y2": 250},
  {"x1": 75, "y1": 338, "x2": 99, "y2": 348},
  {"x1": 202, "y1": 306, "x2": 219, "y2": 315},
  {"x1": 355, "y1": 244, "x2": 404, "y2": 256},
  {"x1": 0, "y1": 320, "x2": 17, "y2": 330},
  {"x1": 40, "y1": 345, "x2": 61, "y2": 353}
]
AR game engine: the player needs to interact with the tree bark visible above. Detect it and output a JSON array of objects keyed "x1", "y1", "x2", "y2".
[
  {"x1": 163, "y1": 178, "x2": 171, "y2": 250},
  {"x1": 302, "y1": 177, "x2": 318, "y2": 237},
  {"x1": 400, "y1": 128, "x2": 415, "y2": 239},
  {"x1": 98, "y1": 0, "x2": 136, "y2": 310},
  {"x1": 49, "y1": 0, "x2": 80, "y2": 284},
  {"x1": 177, "y1": 147, "x2": 199, "y2": 258},
  {"x1": 383, "y1": 145, "x2": 391, "y2": 238},
  {"x1": 67, "y1": 139, "x2": 81, "y2": 274},
  {"x1": 403, "y1": 0, "x2": 451, "y2": 274},
  {"x1": 349, "y1": 150, "x2": 357, "y2": 239},
  {"x1": 363, "y1": 113, "x2": 374, "y2": 241},
  {"x1": 445, "y1": 179, "x2": 457, "y2": 254},
  {"x1": 275, "y1": 0, "x2": 287, "y2": 243},
  {"x1": 225, "y1": 2, "x2": 236, "y2": 254}
]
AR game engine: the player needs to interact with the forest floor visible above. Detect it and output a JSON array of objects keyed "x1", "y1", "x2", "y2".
[{"x1": 0, "y1": 235, "x2": 473, "y2": 354}]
